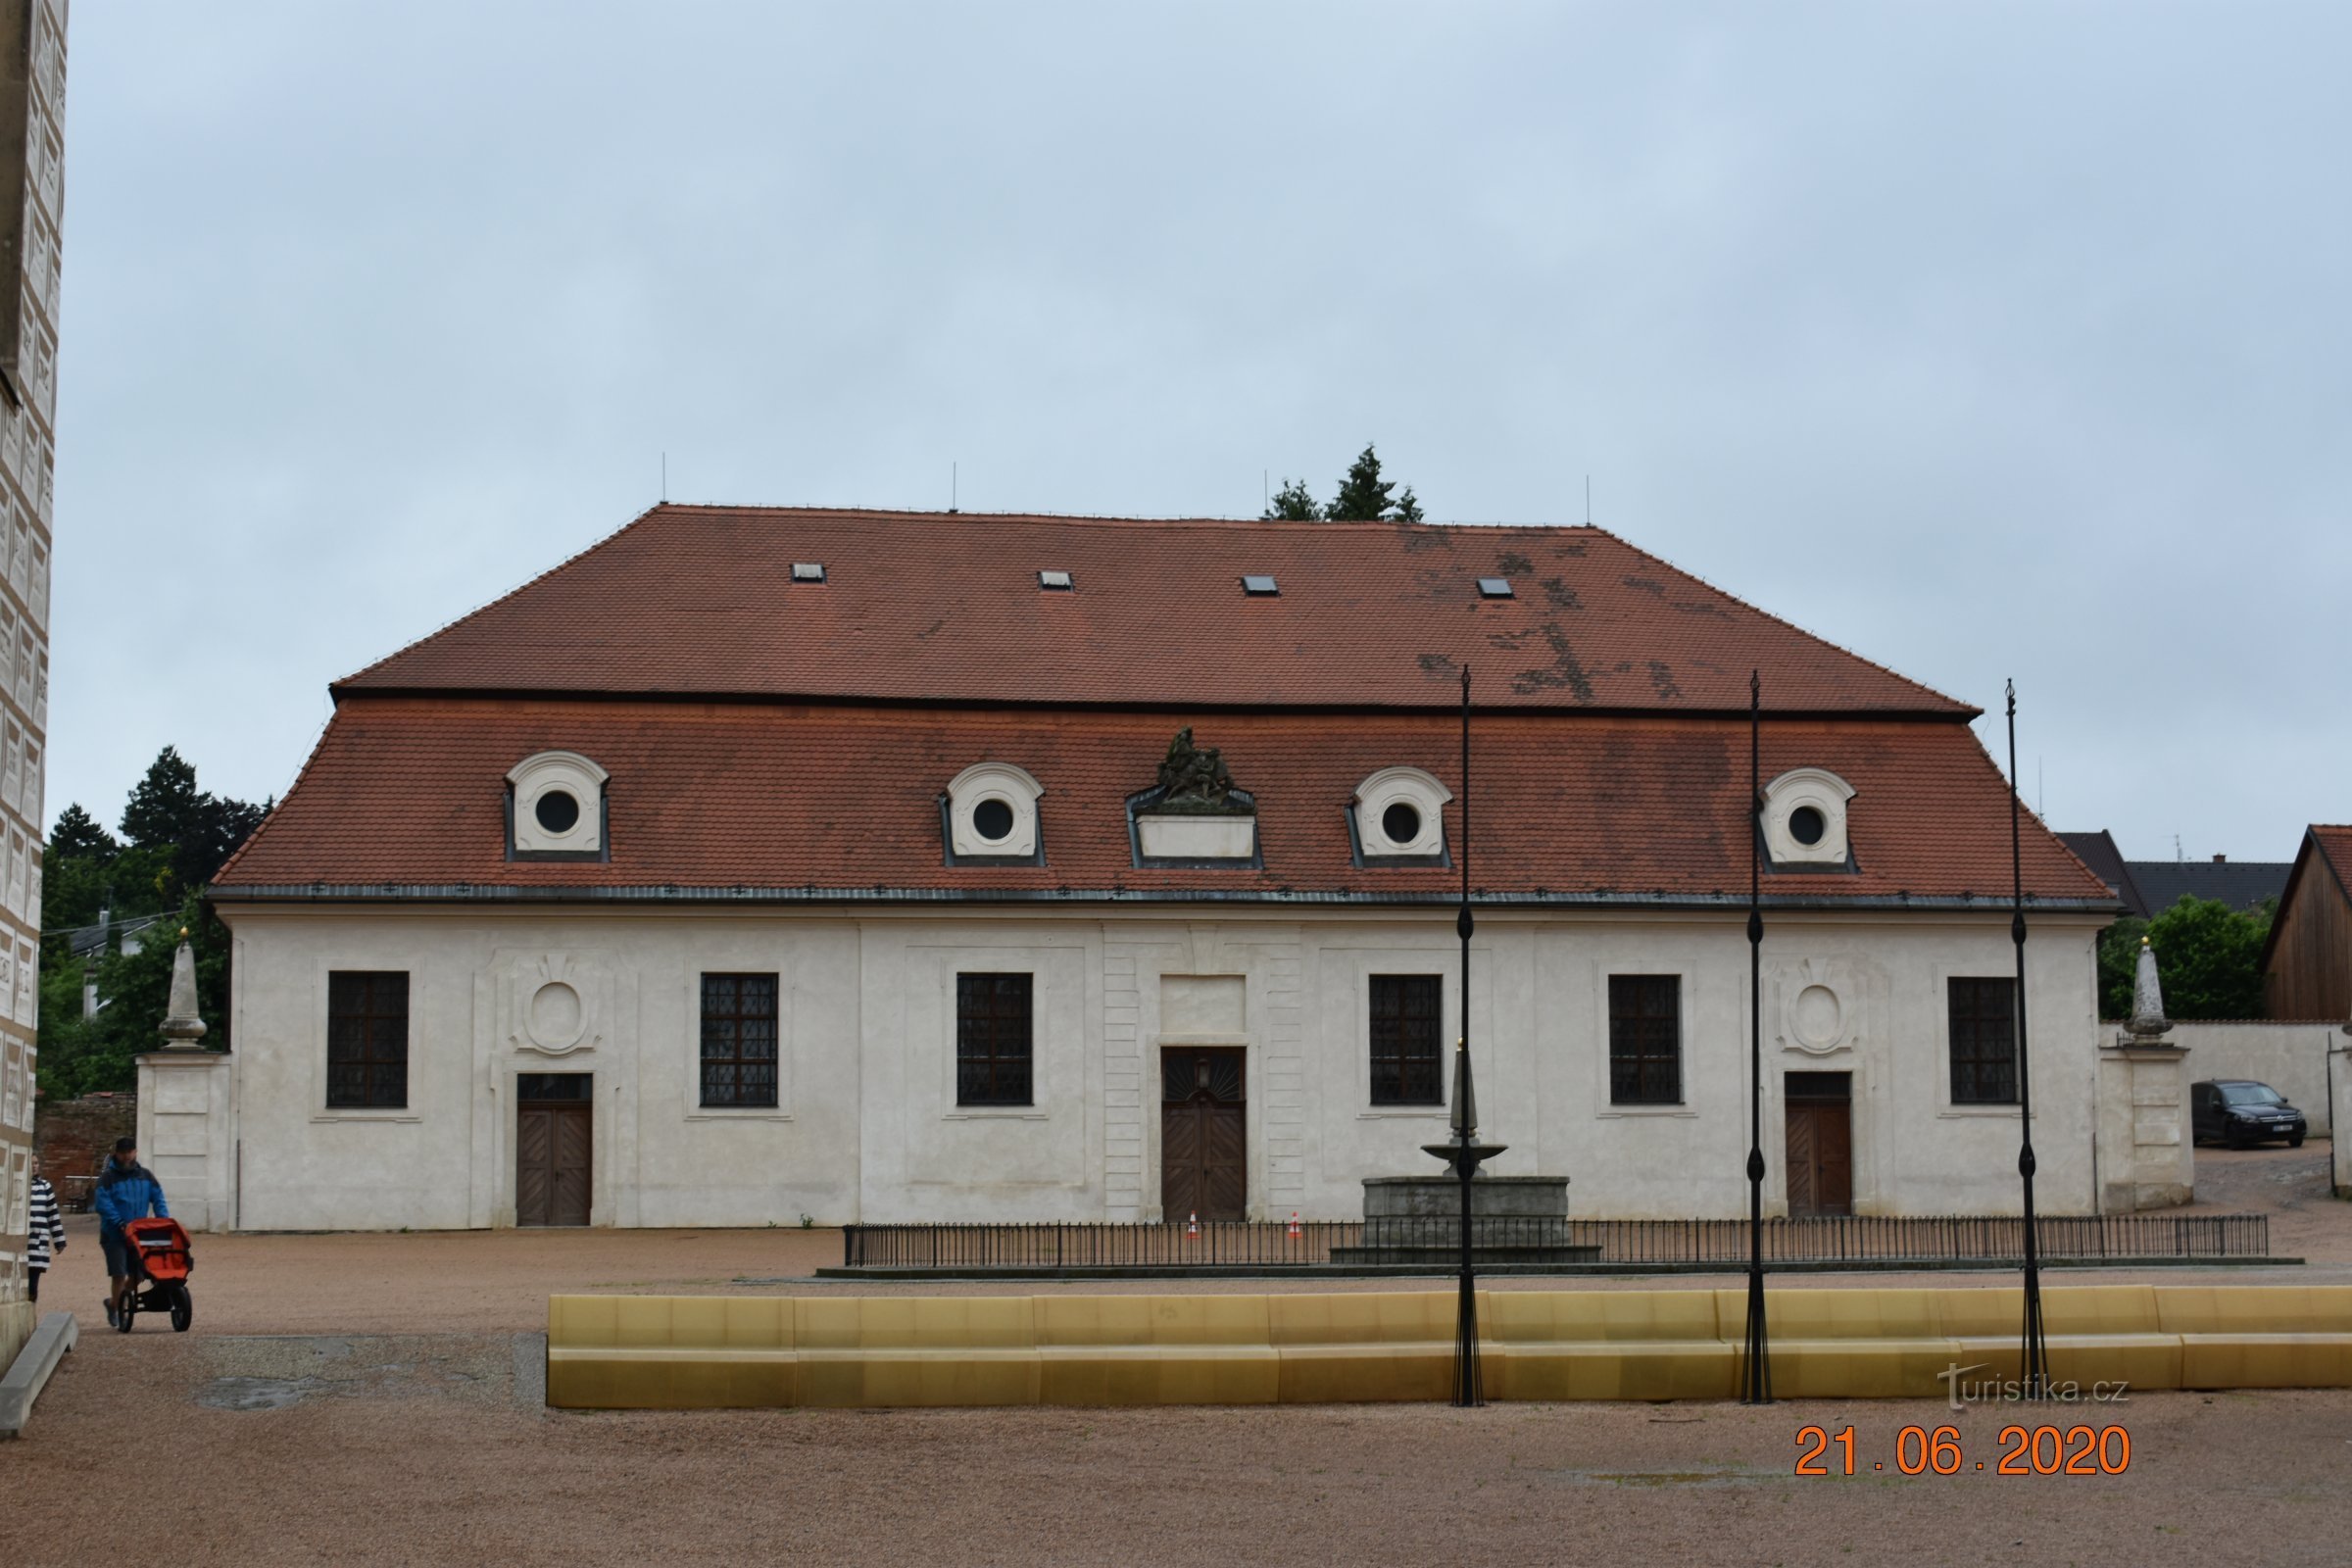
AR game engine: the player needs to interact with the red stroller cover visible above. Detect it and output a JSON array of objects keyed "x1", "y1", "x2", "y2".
[{"x1": 122, "y1": 1217, "x2": 194, "y2": 1283}]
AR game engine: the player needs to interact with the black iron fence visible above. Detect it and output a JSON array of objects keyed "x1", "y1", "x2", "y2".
[{"x1": 840, "y1": 1212, "x2": 2270, "y2": 1271}]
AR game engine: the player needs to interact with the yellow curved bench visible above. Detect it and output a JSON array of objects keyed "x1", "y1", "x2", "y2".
[{"x1": 544, "y1": 1286, "x2": 2352, "y2": 1409}]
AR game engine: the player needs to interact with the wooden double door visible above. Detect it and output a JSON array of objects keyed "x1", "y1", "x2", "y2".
[
  {"x1": 1784, "y1": 1071, "x2": 1853, "y2": 1218},
  {"x1": 1162, "y1": 1047, "x2": 1247, "y2": 1222},
  {"x1": 516, "y1": 1073, "x2": 593, "y2": 1227}
]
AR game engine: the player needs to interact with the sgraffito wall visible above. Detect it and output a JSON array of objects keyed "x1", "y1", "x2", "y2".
[{"x1": 0, "y1": 0, "x2": 65, "y2": 1371}]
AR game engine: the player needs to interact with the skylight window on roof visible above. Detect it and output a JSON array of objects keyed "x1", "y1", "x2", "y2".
[
  {"x1": 1242, "y1": 574, "x2": 1279, "y2": 597},
  {"x1": 1478, "y1": 577, "x2": 1515, "y2": 599},
  {"x1": 792, "y1": 563, "x2": 826, "y2": 583},
  {"x1": 1038, "y1": 570, "x2": 1074, "y2": 591}
]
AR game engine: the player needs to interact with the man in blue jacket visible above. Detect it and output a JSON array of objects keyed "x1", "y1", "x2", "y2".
[{"x1": 93, "y1": 1137, "x2": 170, "y2": 1329}]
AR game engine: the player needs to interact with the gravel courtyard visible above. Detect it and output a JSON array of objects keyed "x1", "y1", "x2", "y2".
[{"x1": 3, "y1": 1146, "x2": 2348, "y2": 1567}]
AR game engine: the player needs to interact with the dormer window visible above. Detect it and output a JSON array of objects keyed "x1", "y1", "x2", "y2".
[
  {"x1": 509, "y1": 752, "x2": 608, "y2": 858},
  {"x1": 1762, "y1": 767, "x2": 1855, "y2": 867},
  {"x1": 1351, "y1": 766, "x2": 1452, "y2": 863},
  {"x1": 943, "y1": 761, "x2": 1046, "y2": 864}
]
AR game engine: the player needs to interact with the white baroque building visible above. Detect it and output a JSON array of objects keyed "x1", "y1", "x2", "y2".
[
  {"x1": 0, "y1": 0, "x2": 63, "y2": 1368},
  {"x1": 200, "y1": 506, "x2": 2118, "y2": 1232}
]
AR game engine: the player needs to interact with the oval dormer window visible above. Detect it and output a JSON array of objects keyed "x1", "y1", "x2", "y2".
[
  {"x1": 509, "y1": 751, "x2": 609, "y2": 858},
  {"x1": 1762, "y1": 768, "x2": 1855, "y2": 867},
  {"x1": 944, "y1": 761, "x2": 1045, "y2": 861},
  {"x1": 1353, "y1": 766, "x2": 1451, "y2": 861}
]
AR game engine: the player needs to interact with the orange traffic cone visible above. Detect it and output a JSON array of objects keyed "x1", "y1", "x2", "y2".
[
  {"x1": 1187, "y1": 1210, "x2": 1199, "y2": 1239},
  {"x1": 1287, "y1": 1210, "x2": 1302, "y2": 1239}
]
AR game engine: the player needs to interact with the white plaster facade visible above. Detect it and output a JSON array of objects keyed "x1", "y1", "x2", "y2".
[{"x1": 213, "y1": 903, "x2": 2107, "y2": 1231}]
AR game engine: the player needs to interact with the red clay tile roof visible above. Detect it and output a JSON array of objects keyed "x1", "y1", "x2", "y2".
[
  {"x1": 2311, "y1": 826, "x2": 2352, "y2": 891},
  {"x1": 214, "y1": 699, "x2": 2110, "y2": 906},
  {"x1": 334, "y1": 507, "x2": 1971, "y2": 716}
]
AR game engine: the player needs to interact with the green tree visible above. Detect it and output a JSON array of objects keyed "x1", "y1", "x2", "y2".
[
  {"x1": 1262, "y1": 477, "x2": 1323, "y2": 520},
  {"x1": 33, "y1": 895, "x2": 233, "y2": 1100},
  {"x1": 2101, "y1": 896, "x2": 2274, "y2": 1021},
  {"x1": 49, "y1": 803, "x2": 118, "y2": 860},
  {"x1": 1326, "y1": 443, "x2": 1424, "y2": 522},
  {"x1": 120, "y1": 746, "x2": 204, "y2": 854},
  {"x1": 34, "y1": 749, "x2": 264, "y2": 1097},
  {"x1": 116, "y1": 746, "x2": 269, "y2": 896}
]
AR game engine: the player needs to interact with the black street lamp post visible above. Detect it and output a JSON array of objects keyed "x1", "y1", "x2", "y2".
[
  {"x1": 1740, "y1": 671, "x2": 1772, "y2": 1404},
  {"x1": 1430, "y1": 666, "x2": 1503, "y2": 1407},
  {"x1": 2006, "y1": 680, "x2": 2050, "y2": 1396}
]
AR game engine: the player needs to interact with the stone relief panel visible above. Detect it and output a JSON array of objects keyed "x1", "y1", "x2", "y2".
[
  {"x1": 495, "y1": 951, "x2": 614, "y2": 1058},
  {"x1": 1770, "y1": 956, "x2": 1880, "y2": 1057}
]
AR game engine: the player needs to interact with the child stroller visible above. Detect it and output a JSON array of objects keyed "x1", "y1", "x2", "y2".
[{"x1": 117, "y1": 1216, "x2": 194, "y2": 1333}]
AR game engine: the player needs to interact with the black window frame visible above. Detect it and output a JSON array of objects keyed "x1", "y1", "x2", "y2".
[
  {"x1": 1947, "y1": 976, "x2": 2019, "y2": 1105},
  {"x1": 326, "y1": 970, "x2": 410, "y2": 1110},
  {"x1": 1607, "y1": 974, "x2": 1683, "y2": 1105},
  {"x1": 1368, "y1": 974, "x2": 1444, "y2": 1106},
  {"x1": 699, "y1": 972, "x2": 781, "y2": 1109},
  {"x1": 956, "y1": 972, "x2": 1034, "y2": 1106}
]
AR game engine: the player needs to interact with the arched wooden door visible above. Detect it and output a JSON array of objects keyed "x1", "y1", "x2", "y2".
[{"x1": 1161, "y1": 1047, "x2": 1247, "y2": 1221}]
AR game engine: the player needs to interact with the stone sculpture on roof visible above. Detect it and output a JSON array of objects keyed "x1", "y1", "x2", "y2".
[{"x1": 1153, "y1": 728, "x2": 1251, "y2": 815}]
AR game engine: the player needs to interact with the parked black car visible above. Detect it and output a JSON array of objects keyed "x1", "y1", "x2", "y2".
[{"x1": 2190, "y1": 1080, "x2": 2308, "y2": 1148}]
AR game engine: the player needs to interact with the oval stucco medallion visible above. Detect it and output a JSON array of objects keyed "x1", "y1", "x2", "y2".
[
  {"x1": 1791, "y1": 983, "x2": 1844, "y2": 1052},
  {"x1": 528, "y1": 980, "x2": 587, "y2": 1053}
]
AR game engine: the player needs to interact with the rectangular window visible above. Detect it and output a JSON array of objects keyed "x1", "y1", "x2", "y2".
[
  {"x1": 1948, "y1": 977, "x2": 2018, "y2": 1104},
  {"x1": 1368, "y1": 974, "x2": 1443, "y2": 1105},
  {"x1": 956, "y1": 972, "x2": 1033, "y2": 1106},
  {"x1": 1608, "y1": 974, "x2": 1683, "y2": 1104},
  {"x1": 326, "y1": 971, "x2": 410, "y2": 1109},
  {"x1": 699, "y1": 972, "x2": 780, "y2": 1108}
]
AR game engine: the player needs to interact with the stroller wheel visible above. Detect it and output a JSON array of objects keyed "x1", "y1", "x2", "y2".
[
  {"x1": 170, "y1": 1284, "x2": 193, "y2": 1333},
  {"x1": 115, "y1": 1297, "x2": 136, "y2": 1333}
]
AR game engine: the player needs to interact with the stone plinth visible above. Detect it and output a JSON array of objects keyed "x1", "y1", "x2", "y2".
[
  {"x1": 1332, "y1": 1174, "x2": 1597, "y2": 1265},
  {"x1": 2094, "y1": 1039, "x2": 2193, "y2": 1212},
  {"x1": 1136, "y1": 814, "x2": 1256, "y2": 861},
  {"x1": 135, "y1": 1052, "x2": 236, "y2": 1233}
]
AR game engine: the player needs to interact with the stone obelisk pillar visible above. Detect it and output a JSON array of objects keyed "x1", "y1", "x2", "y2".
[
  {"x1": 2094, "y1": 938, "x2": 2192, "y2": 1211},
  {"x1": 135, "y1": 932, "x2": 237, "y2": 1231}
]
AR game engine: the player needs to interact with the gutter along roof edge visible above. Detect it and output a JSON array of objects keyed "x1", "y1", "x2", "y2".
[
  {"x1": 207, "y1": 882, "x2": 2122, "y2": 914},
  {"x1": 318, "y1": 684, "x2": 1987, "y2": 722}
]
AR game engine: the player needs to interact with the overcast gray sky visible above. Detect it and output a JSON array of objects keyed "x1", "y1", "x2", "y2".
[{"x1": 50, "y1": 2, "x2": 2351, "y2": 863}]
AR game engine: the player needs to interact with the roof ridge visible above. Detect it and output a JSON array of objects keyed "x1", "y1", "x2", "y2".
[{"x1": 655, "y1": 502, "x2": 1601, "y2": 535}]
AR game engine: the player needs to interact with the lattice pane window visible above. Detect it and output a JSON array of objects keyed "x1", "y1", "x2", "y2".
[
  {"x1": 699, "y1": 973, "x2": 780, "y2": 1109},
  {"x1": 956, "y1": 972, "x2": 1033, "y2": 1106},
  {"x1": 1947, "y1": 978, "x2": 2018, "y2": 1105},
  {"x1": 1608, "y1": 975, "x2": 1683, "y2": 1104},
  {"x1": 326, "y1": 971, "x2": 411, "y2": 1109},
  {"x1": 1368, "y1": 974, "x2": 1442, "y2": 1105}
]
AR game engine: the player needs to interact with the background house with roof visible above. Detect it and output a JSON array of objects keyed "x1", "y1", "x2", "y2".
[
  {"x1": 2057, "y1": 831, "x2": 2292, "y2": 919},
  {"x1": 181, "y1": 505, "x2": 2122, "y2": 1234},
  {"x1": 2263, "y1": 826, "x2": 2352, "y2": 1023}
]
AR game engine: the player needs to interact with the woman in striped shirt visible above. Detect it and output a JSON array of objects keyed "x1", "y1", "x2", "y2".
[{"x1": 26, "y1": 1151, "x2": 65, "y2": 1302}]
